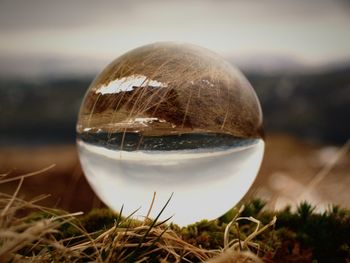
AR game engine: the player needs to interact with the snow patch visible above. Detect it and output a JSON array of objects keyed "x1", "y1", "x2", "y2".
[{"x1": 96, "y1": 74, "x2": 166, "y2": 95}]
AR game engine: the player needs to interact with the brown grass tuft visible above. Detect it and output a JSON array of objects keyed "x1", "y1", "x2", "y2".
[{"x1": 0, "y1": 166, "x2": 275, "y2": 262}]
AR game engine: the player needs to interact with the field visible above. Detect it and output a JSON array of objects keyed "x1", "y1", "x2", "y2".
[
  {"x1": 0, "y1": 134, "x2": 348, "y2": 213},
  {"x1": 1, "y1": 104, "x2": 350, "y2": 262},
  {"x1": 0, "y1": 134, "x2": 349, "y2": 262}
]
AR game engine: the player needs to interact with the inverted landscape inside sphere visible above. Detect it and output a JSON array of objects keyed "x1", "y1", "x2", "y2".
[{"x1": 77, "y1": 42, "x2": 263, "y2": 151}]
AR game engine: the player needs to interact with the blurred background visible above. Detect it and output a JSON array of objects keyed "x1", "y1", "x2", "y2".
[{"x1": 0, "y1": 0, "x2": 349, "y2": 213}]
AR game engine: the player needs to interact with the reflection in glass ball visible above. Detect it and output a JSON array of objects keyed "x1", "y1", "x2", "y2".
[{"x1": 77, "y1": 42, "x2": 264, "y2": 226}]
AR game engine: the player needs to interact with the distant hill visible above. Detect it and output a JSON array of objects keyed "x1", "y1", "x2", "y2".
[
  {"x1": 0, "y1": 65, "x2": 349, "y2": 145},
  {"x1": 245, "y1": 65, "x2": 350, "y2": 144},
  {"x1": 0, "y1": 78, "x2": 91, "y2": 145}
]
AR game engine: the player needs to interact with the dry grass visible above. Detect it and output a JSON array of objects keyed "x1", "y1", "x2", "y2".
[{"x1": 0, "y1": 166, "x2": 276, "y2": 263}]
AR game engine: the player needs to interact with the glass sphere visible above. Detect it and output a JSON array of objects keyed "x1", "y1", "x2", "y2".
[{"x1": 77, "y1": 42, "x2": 264, "y2": 226}]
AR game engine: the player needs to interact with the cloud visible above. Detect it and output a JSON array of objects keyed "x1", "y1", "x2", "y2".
[
  {"x1": 0, "y1": 0, "x2": 132, "y2": 31},
  {"x1": 0, "y1": 0, "x2": 349, "y2": 76},
  {"x1": 0, "y1": 0, "x2": 348, "y2": 32}
]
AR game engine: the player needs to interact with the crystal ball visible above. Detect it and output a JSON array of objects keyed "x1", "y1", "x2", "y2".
[{"x1": 77, "y1": 42, "x2": 264, "y2": 226}]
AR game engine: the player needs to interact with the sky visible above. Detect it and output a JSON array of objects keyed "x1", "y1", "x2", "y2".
[{"x1": 0, "y1": 0, "x2": 350, "y2": 77}]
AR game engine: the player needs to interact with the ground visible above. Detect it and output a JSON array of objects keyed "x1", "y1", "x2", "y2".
[{"x1": 0, "y1": 134, "x2": 348, "y2": 212}]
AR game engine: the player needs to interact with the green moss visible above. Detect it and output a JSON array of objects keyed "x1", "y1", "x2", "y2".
[
  {"x1": 80, "y1": 208, "x2": 120, "y2": 233},
  {"x1": 180, "y1": 219, "x2": 225, "y2": 249},
  {"x1": 24, "y1": 199, "x2": 350, "y2": 262}
]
